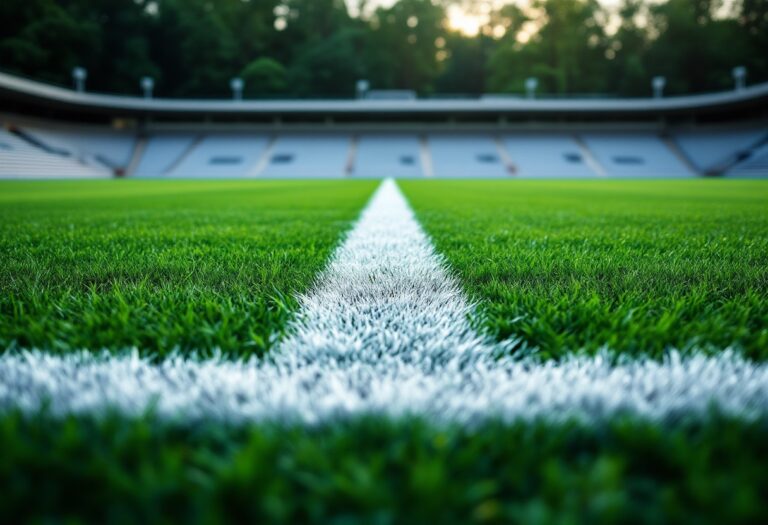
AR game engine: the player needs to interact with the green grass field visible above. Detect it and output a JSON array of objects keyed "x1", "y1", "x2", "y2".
[
  {"x1": 2, "y1": 414, "x2": 766, "y2": 524},
  {"x1": 402, "y1": 180, "x2": 768, "y2": 360},
  {"x1": 1, "y1": 179, "x2": 767, "y2": 524},
  {"x1": 0, "y1": 179, "x2": 377, "y2": 357}
]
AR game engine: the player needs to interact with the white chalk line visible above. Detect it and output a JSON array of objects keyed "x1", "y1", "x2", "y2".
[{"x1": 1, "y1": 179, "x2": 767, "y2": 425}]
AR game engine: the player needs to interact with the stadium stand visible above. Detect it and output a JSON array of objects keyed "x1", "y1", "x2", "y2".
[
  {"x1": 673, "y1": 127, "x2": 768, "y2": 174},
  {"x1": 23, "y1": 126, "x2": 135, "y2": 172},
  {"x1": 0, "y1": 128, "x2": 110, "y2": 179},
  {"x1": 165, "y1": 134, "x2": 271, "y2": 178},
  {"x1": 428, "y1": 134, "x2": 511, "y2": 178},
  {"x1": 259, "y1": 135, "x2": 352, "y2": 178},
  {"x1": 580, "y1": 134, "x2": 695, "y2": 178},
  {"x1": 0, "y1": 72, "x2": 766, "y2": 179},
  {"x1": 133, "y1": 134, "x2": 197, "y2": 177},
  {"x1": 728, "y1": 143, "x2": 768, "y2": 177},
  {"x1": 352, "y1": 134, "x2": 425, "y2": 178},
  {"x1": 500, "y1": 134, "x2": 600, "y2": 178}
]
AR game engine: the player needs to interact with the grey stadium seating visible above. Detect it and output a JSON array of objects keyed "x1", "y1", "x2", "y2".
[
  {"x1": 500, "y1": 134, "x2": 599, "y2": 178},
  {"x1": 1, "y1": 71, "x2": 767, "y2": 180},
  {"x1": 24, "y1": 126, "x2": 135, "y2": 170},
  {"x1": 428, "y1": 134, "x2": 511, "y2": 178},
  {"x1": 580, "y1": 133, "x2": 695, "y2": 178},
  {"x1": 728, "y1": 143, "x2": 768, "y2": 177},
  {"x1": 352, "y1": 134, "x2": 424, "y2": 178},
  {"x1": 0, "y1": 128, "x2": 110, "y2": 179},
  {"x1": 259, "y1": 135, "x2": 352, "y2": 178},
  {"x1": 133, "y1": 134, "x2": 197, "y2": 177},
  {"x1": 165, "y1": 134, "x2": 271, "y2": 178},
  {"x1": 674, "y1": 128, "x2": 767, "y2": 174}
]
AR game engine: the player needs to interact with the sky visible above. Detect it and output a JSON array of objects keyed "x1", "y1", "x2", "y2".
[
  {"x1": 347, "y1": 0, "x2": 735, "y2": 37},
  {"x1": 346, "y1": 0, "x2": 646, "y2": 36}
]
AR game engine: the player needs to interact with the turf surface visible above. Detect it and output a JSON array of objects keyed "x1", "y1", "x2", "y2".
[
  {"x1": 401, "y1": 180, "x2": 768, "y2": 360},
  {"x1": 1, "y1": 179, "x2": 767, "y2": 524},
  {"x1": 0, "y1": 179, "x2": 377, "y2": 357},
  {"x1": 2, "y1": 414, "x2": 766, "y2": 524}
]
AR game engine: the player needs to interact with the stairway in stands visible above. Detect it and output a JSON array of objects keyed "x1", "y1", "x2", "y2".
[{"x1": 0, "y1": 128, "x2": 111, "y2": 179}]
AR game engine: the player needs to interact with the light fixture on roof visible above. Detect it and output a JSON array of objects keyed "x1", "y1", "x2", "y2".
[
  {"x1": 733, "y1": 66, "x2": 747, "y2": 91},
  {"x1": 230, "y1": 77, "x2": 244, "y2": 101},
  {"x1": 140, "y1": 77, "x2": 155, "y2": 99},
  {"x1": 356, "y1": 79, "x2": 370, "y2": 99},
  {"x1": 525, "y1": 77, "x2": 538, "y2": 99},
  {"x1": 72, "y1": 67, "x2": 87, "y2": 93},
  {"x1": 652, "y1": 76, "x2": 666, "y2": 98}
]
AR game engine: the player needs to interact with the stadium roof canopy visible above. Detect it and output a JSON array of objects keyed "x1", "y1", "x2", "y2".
[{"x1": 2, "y1": 71, "x2": 768, "y2": 124}]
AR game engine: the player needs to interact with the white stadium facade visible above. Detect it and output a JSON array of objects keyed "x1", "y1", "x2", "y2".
[{"x1": 1, "y1": 70, "x2": 767, "y2": 179}]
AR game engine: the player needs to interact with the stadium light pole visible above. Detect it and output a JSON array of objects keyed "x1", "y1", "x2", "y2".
[
  {"x1": 72, "y1": 67, "x2": 87, "y2": 93},
  {"x1": 525, "y1": 77, "x2": 538, "y2": 99},
  {"x1": 733, "y1": 66, "x2": 747, "y2": 91},
  {"x1": 141, "y1": 77, "x2": 155, "y2": 99},
  {"x1": 652, "y1": 76, "x2": 666, "y2": 98},
  {"x1": 230, "y1": 77, "x2": 244, "y2": 101},
  {"x1": 356, "y1": 79, "x2": 370, "y2": 99}
]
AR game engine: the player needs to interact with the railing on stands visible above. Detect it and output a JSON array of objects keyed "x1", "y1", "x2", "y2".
[{"x1": 1, "y1": 71, "x2": 768, "y2": 118}]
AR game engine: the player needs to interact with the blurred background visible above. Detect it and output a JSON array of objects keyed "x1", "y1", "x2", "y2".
[{"x1": 1, "y1": 0, "x2": 766, "y2": 99}]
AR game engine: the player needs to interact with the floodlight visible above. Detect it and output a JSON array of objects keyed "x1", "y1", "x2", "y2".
[
  {"x1": 356, "y1": 79, "x2": 370, "y2": 99},
  {"x1": 732, "y1": 66, "x2": 747, "y2": 91},
  {"x1": 525, "y1": 77, "x2": 538, "y2": 99},
  {"x1": 140, "y1": 77, "x2": 155, "y2": 99},
  {"x1": 72, "y1": 67, "x2": 87, "y2": 93},
  {"x1": 230, "y1": 77, "x2": 244, "y2": 101},
  {"x1": 652, "y1": 76, "x2": 666, "y2": 98}
]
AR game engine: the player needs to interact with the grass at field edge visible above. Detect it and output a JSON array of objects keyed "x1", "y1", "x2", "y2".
[{"x1": 1, "y1": 412, "x2": 766, "y2": 524}]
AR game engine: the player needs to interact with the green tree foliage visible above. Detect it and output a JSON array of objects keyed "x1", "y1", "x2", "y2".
[
  {"x1": 288, "y1": 29, "x2": 366, "y2": 98},
  {"x1": 0, "y1": 0, "x2": 100, "y2": 86},
  {"x1": 604, "y1": 0, "x2": 651, "y2": 97},
  {"x1": 241, "y1": 58, "x2": 288, "y2": 97},
  {"x1": 738, "y1": 0, "x2": 768, "y2": 78},
  {"x1": 0, "y1": 0, "x2": 765, "y2": 98},
  {"x1": 488, "y1": 0, "x2": 609, "y2": 94},
  {"x1": 364, "y1": 0, "x2": 446, "y2": 93},
  {"x1": 435, "y1": 33, "x2": 493, "y2": 95},
  {"x1": 643, "y1": 0, "x2": 750, "y2": 94}
]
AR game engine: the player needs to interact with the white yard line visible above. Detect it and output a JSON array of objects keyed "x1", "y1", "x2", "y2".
[
  {"x1": 275, "y1": 178, "x2": 495, "y2": 366},
  {"x1": 1, "y1": 179, "x2": 767, "y2": 425}
]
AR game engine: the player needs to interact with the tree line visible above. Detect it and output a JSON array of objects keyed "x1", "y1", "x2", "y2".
[{"x1": 1, "y1": 0, "x2": 765, "y2": 99}]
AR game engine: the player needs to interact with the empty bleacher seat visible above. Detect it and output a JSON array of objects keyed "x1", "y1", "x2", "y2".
[
  {"x1": 353, "y1": 135, "x2": 424, "y2": 178},
  {"x1": 24, "y1": 126, "x2": 136, "y2": 169},
  {"x1": 133, "y1": 135, "x2": 197, "y2": 177},
  {"x1": 0, "y1": 129, "x2": 110, "y2": 179},
  {"x1": 727, "y1": 144, "x2": 768, "y2": 177},
  {"x1": 259, "y1": 135, "x2": 351, "y2": 178},
  {"x1": 500, "y1": 134, "x2": 598, "y2": 178},
  {"x1": 581, "y1": 134, "x2": 694, "y2": 178},
  {"x1": 428, "y1": 134, "x2": 510, "y2": 178},
  {"x1": 165, "y1": 135, "x2": 270, "y2": 178},
  {"x1": 674, "y1": 128, "x2": 767, "y2": 173},
  {"x1": 675, "y1": 128, "x2": 768, "y2": 173}
]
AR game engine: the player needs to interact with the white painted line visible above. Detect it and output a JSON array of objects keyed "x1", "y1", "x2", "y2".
[
  {"x1": 275, "y1": 178, "x2": 494, "y2": 365},
  {"x1": 1, "y1": 348, "x2": 766, "y2": 425},
  {"x1": 1, "y1": 179, "x2": 767, "y2": 424}
]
